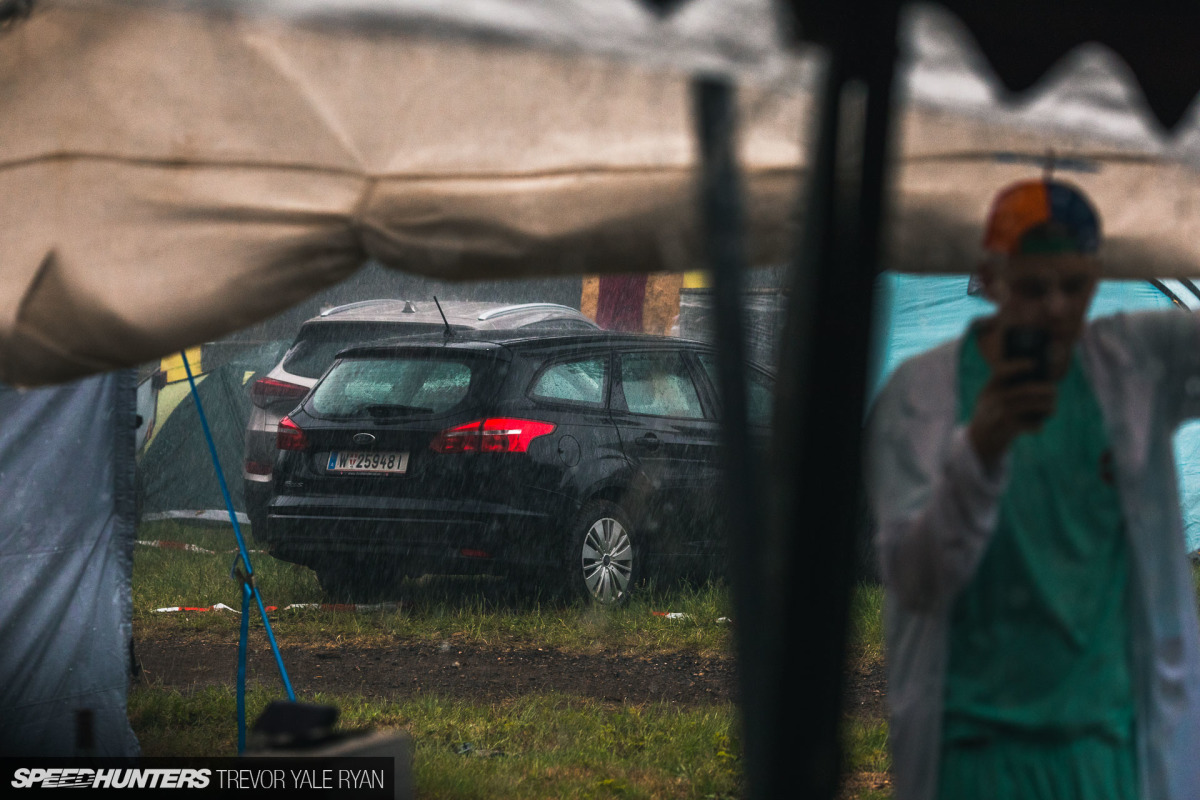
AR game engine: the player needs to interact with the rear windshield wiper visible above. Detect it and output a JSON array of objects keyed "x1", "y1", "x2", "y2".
[{"x1": 358, "y1": 404, "x2": 434, "y2": 418}]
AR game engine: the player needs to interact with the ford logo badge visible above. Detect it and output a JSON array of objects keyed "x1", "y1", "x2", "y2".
[{"x1": 352, "y1": 433, "x2": 376, "y2": 446}]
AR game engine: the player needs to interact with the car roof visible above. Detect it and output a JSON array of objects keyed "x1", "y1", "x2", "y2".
[
  {"x1": 303, "y1": 299, "x2": 597, "y2": 328},
  {"x1": 335, "y1": 329, "x2": 712, "y2": 360}
]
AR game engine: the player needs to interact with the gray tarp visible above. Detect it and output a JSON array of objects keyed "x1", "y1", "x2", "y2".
[{"x1": 0, "y1": 371, "x2": 139, "y2": 756}]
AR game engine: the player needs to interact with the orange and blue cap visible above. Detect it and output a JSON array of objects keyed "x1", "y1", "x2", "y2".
[{"x1": 982, "y1": 179, "x2": 1101, "y2": 256}]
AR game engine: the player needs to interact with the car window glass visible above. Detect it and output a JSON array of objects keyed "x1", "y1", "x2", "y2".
[
  {"x1": 530, "y1": 356, "x2": 608, "y2": 406},
  {"x1": 619, "y1": 352, "x2": 704, "y2": 419},
  {"x1": 310, "y1": 357, "x2": 473, "y2": 417},
  {"x1": 697, "y1": 353, "x2": 774, "y2": 427},
  {"x1": 518, "y1": 319, "x2": 597, "y2": 331}
]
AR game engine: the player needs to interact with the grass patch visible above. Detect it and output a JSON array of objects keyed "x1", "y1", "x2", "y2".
[
  {"x1": 847, "y1": 583, "x2": 884, "y2": 669},
  {"x1": 133, "y1": 520, "x2": 322, "y2": 611},
  {"x1": 842, "y1": 583, "x2": 891, "y2": 798},
  {"x1": 127, "y1": 524, "x2": 1200, "y2": 799},
  {"x1": 841, "y1": 718, "x2": 892, "y2": 800},
  {"x1": 129, "y1": 687, "x2": 742, "y2": 799},
  {"x1": 133, "y1": 521, "x2": 736, "y2": 657},
  {"x1": 842, "y1": 718, "x2": 890, "y2": 776},
  {"x1": 132, "y1": 520, "x2": 895, "y2": 797}
]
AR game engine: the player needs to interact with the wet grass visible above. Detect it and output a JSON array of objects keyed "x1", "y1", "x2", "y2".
[
  {"x1": 132, "y1": 519, "x2": 893, "y2": 797},
  {"x1": 133, "y1": 523, "x2": 320, "y2": 612},
  {"x1": 847, "y1": 584, "x2": 884, "y2": 670},
  {"x1": 127, "y1": 684, "x2": 898, "y2": 799},
  {"x1": 129, "y1": 686, "x2": 743, "y2": 798},
  {"x1": 133, "y1": 521, "x2": 736, "y2": 658},
  {"x1": 840, "y1": 719, "x2": 892, "y2": 800},
  {"x1": 842, "y1": 584, "x2": 890, "y2": 799},
  {"x1": 128, "y1": 685, "x2": 890, "y2": 800}
]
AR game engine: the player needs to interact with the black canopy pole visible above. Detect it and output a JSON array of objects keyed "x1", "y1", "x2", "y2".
[
  {"x1": 691, "y1": 76, "x2": 772, "y2": 800},
  {"x1": 766, "y1": 6, "x2": 899, "y2": 798}
]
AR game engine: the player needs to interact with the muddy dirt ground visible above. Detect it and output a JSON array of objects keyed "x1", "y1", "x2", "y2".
[
  {"x1": 134, "y1": 634, "x2": 886, "y2": 719},
  {"x1": 135, "y1": 633, "x2": 889, "y2": 796}
]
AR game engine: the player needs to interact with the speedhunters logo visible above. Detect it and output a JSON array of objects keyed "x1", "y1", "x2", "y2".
[
  {"x1": 12, "y1": 768, "x2": 211, "y2": 789},
  {"x1": 2, "y1": 758, "x2": 393, "y2": 796}
]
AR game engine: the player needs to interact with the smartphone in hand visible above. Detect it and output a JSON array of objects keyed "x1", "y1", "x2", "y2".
[{"x1": 1003, "y1": 326, "x2": 1050, "y2": 383}]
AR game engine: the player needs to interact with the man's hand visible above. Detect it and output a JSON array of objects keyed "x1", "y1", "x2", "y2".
[{"x1": 967, "y1": 359, "x2": 1058, "y2": 470}]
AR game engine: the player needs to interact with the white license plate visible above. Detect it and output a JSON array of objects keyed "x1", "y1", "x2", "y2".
[{"x1": 327, "y1": 451, "x2": 409, "y2": 474}]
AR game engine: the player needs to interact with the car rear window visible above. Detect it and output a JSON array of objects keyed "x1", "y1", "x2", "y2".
[
  {"x1": 282, "y1": 322, "x2": 452, "y2": 379},
  {"x1": 309, "y1": 357, "x2": 476, "y2": 418},
  {"x1": 529, "y1": 355, "x2": 608, "y2": 407}
]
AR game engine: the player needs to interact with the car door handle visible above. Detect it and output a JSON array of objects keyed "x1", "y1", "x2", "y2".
[{"x1": 634, "y1": 433, "x2": 660, "y2": 449}]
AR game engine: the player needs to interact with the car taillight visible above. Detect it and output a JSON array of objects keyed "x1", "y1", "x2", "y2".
[
  {"x1": 460, "y1": 548, "x2": 492, "y2": 559},
  {"x1": 430, "y1": 418, "x2": 556, "y2": 454},
  {"x1": 250, "y1": 377, "x2": 309, "y2": 409},
  {"x1": 244, "y1": 459, "x2": 273, "y2": 476},
  {"x1": 276, "y1": 417, "x2": 310, "y2": 451}
]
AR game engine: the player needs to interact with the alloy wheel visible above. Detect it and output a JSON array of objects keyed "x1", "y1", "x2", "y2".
[{"x1": 580, "y1": 516, "x2": 633, "y2": 605}]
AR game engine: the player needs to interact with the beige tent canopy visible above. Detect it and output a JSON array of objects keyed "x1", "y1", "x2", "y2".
[
  {"x1": 4, "y1": 0, "x2": 1200, "y2": 387},
  {"x1": 0, "y1": 0, "x2": 807, "y2": 385}
]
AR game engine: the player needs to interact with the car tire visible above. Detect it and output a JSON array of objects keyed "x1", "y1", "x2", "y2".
[{"x1": 567, "y1": 500, "x2": 640, "y2": 606}]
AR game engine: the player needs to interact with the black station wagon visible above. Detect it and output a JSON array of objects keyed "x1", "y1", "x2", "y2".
[{"x1": 262, "y1": 330, "x2": 775, "y2": 604}]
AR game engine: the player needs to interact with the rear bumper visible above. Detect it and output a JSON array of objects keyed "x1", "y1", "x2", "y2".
[
  {"x1": 265, "y1": 494, "x2": 566, "y2": 570},
  {"x1": 243, "y1": 480, "x2": 274, "y2": 539}
]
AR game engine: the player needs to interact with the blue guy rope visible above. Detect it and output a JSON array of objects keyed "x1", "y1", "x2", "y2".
[
  {"x1": 237, "y1": 582, "x2": 251, "y2": 753},
  {"x1": 180, "y1": 352, "x2": 296, "y2": 752}
]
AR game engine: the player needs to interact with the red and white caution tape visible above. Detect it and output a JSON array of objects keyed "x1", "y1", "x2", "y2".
[
  {"x1": 154, "y1": 599, "x2": 724, "y2": 618},
  {"x1": 652, "y1": 611, "x2": 732, "y2": 623},
  {"x1": 137, "y1": 539, "x2": 216, "y2": 554},
  {"x1": 279, "y1": 602, "x2": 402, "y2": 612},
  {"x1": 152, "y1": 602, "x2": 402, "y2": 614},
  {"x1": 153, "y1": 603, "x2": 243, "y2": 613},
  {"x1": 136, "y1": 539, "x2": 264, "y2": 555}
]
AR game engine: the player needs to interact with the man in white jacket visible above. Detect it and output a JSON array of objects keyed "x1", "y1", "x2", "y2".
[{"x1": 867, "y1": 178, "x2": 1200, "y2": 800}]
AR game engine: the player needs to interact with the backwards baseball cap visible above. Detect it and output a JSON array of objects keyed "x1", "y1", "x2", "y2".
[{"x1": 982, "y1": 179, "x2": 1101, "y2": 256}]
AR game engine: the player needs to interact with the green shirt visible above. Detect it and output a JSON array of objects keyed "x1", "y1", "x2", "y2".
[{"x1": 945, "y1": 329, "x2": 1135, "y2": 743}]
